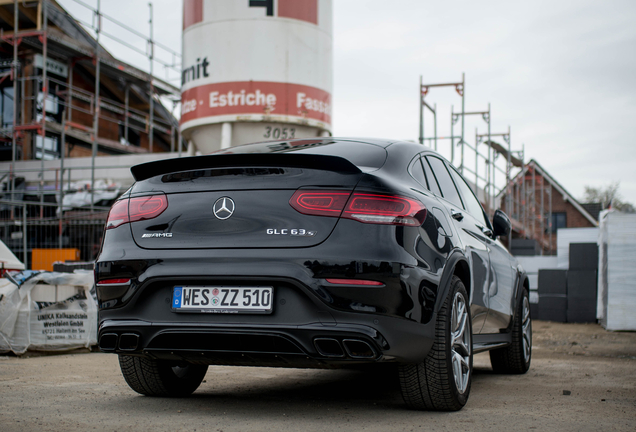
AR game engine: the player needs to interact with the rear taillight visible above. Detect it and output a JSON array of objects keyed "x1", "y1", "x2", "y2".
[
  {"x1": 289, "y1": 190, "x2": 351, "y2": 217},
  {"x1": 106, "y1": 194, "x2": 168, "y2": 230},
  {"x1": 342, "y1": 193, "x2": 426, "y2": 226},
  {"x1": 129, "y1": 195, "x2": 168, "y2": 222},
  {"x1": 106, "y1": 200, "x2": 129, "y2": 230},
  {"x1": 289, "y1": 190, "x2": 426, "y2": 227},
  {"x1": 326, "y1": 278, "x2": 384, "y2": 286}
]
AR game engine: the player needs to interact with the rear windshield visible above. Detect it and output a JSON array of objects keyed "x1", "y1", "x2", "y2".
[{"x1": 212, "y1": 140, "x2": 387, "y2": 170}]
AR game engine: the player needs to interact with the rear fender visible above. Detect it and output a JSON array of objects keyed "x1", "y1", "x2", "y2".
[
  {"x1": 433, "y1": 249, "x2": 470, "y2": 315},
  {"x1": 511, "y1": 266, "x2": 529, "y2": 321}
]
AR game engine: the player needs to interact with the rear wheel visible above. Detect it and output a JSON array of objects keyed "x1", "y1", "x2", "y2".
[
  {"x1": 119, "y1": 355, "x2": 208, "y2": 397},
  {"x1": 490, "y1": 289, "x2": 532, "y2": 374},
  {"x1": 398, "y1": 275, "x2": 472, "y2": 411}
]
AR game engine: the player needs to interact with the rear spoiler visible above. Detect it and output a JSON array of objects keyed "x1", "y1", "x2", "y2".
[{"x1": 131, "y1": 154, "x2": 362, "y2": 181}]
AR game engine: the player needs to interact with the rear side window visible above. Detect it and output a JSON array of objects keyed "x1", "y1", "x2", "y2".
[
  {"x1": 425, "y1": 156, "x2": 463, "y2": 208},
  {"x1": 409, "y1": 157, "x2": 428, "y2": 189},
  {"x1": 421, "y1": 156, "x2": 442, "y2": 196}
]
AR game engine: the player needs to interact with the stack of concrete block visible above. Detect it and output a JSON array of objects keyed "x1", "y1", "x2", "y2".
[
  {"x1": 538, "y1": 269, "x2": 568, "y2": 322},
  {"x1": 511, "y1": 239, "x2": 541, "y2": 256},
  {"x1": 567, "y1": 243, "x2": 598, "y2": 323}
]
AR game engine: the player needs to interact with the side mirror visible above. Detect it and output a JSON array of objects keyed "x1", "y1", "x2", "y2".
[{"x1": 492, "y1": 209, "x2": 511, "y2": 237}]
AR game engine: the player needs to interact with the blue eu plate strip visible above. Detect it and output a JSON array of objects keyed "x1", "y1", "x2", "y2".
[{"x1": 173, "y1": 287, "x2": 182, "y2": 308}]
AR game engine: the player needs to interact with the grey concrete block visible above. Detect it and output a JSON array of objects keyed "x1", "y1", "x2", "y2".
[{"x1": 538, "y1": 269, "x2": 568, "y2": 295}]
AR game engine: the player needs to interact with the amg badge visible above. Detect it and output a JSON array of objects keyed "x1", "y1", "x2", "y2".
[{"x1": 141, "y1": 233, "x2": 173, "y2": 238}]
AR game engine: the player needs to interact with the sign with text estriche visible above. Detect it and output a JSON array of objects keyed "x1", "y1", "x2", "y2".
[{"x1": 181, "y1": 81, "x2": 331, "y2": 125}]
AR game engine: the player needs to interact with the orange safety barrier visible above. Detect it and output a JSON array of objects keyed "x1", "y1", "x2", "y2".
[{"x1": 31, "y1": 249, "x2": 81, "y2": 272}]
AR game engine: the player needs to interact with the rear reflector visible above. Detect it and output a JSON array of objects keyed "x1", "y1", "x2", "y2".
[
  {"x1": 290, "y1": 190, "x2": 426, "y2": 226},
  {"x1": 106, "y1": 194, "x2": 168, "y2": 230},
  {"x1": 326, "y1": 279, "x2": 384, "y2": 286},
  {"x1": 97, "y1": 278, "x2": 131, "y2": 285}
]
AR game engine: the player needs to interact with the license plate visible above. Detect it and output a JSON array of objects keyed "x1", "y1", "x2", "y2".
[{"x1": 172, "y1": 286, "x2": 273, "y2": 314}]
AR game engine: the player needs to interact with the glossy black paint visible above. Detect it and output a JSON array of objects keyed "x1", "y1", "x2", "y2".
[{"x1": 96, "y1": 138, "x2": 527, "y2": 367}]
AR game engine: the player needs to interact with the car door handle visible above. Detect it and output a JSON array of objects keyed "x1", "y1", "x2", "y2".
[
  {"x1": 450, "y1": 209, "x2": 464, "y2": 221},
  {"x1": 477, "y1": 224, "x2": 493, "y2": 237}
]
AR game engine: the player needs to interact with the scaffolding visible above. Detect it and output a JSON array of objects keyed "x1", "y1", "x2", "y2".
[
  {"x1": 503, "y1": 161, "x2": 555, "y2": 253},
  {"x1": 0, "y1": 0, "x2": 185, "y2": 267},
  {"x1": 418, "y1": 74, "x2": 553, "y2": 251}
]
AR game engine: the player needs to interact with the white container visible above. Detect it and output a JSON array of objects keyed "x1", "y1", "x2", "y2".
[
  {"x1": 181, "y1": 0, "x2": 333, "y2": 151},
  {"x1": 0, "y1": 272, "x2": 97, "y2": 354}
]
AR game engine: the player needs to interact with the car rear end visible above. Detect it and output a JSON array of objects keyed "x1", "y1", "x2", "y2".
[{"x1": 96, "y1": 140, "x2": 437, "y2": 369}]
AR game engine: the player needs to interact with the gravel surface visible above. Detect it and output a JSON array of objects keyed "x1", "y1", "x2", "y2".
[{"x1": 1, "y1": 321, "x2": 635, "y2": 431}]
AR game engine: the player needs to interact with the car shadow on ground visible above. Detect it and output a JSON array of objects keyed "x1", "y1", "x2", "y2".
[{"x1": 100, "y1": 363, "x2": 499, "y2": 416}]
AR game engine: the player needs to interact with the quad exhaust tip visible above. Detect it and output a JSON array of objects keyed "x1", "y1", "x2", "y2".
[
  {"x1": 119, "y1": 333, "x2": 140, "y2": 351},
  {"x1": 99, "y1": 333, "x2": 118, "y2": 351},
  {"x1": 314, "y1": 338, "x2": 377, "y2": 359},
  {"x1": 342, "y1": 339, "x2": 376, "y2": 359},
  {"x1": 314, "y1": 338, "x2": 345, "y2": 358},
  {"x1": 99, "y1": 333, "x2": 140, "y2": 352}
]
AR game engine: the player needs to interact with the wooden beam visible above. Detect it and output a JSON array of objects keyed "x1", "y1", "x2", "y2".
[
  {"x1": 36, "y1": 0, "x2": 42, "y2": 30},
  {"x1": 74, "y1": 62, "x2": 149, "y2": 113},
  {"x1": 17, "y1": 1, "x2": 40, "y2": 29},
  {"x1": 0, "y1": 0, "x2": 36, "y2": 4},
  {"x1": 0, "y1": 29, "x2": 39, "y2": 38},
  {"x1": 0, "y1": 6, "x2": 14, "y2": 26},
  {"x1": 76, "y1": 61, "x2": 127, "y2": 104}
]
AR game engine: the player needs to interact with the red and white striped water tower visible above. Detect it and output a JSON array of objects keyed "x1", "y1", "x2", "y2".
[{"x1": 180, "y1": 0, "x2": 333, "y2": 152}]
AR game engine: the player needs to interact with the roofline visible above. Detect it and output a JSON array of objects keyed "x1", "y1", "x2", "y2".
[
  {"x1": 47, "y1": 0, "x2": 178, "y2": 94},
  {"x1": 507, "y1": 159, "x2": 598, "y2": 226}
]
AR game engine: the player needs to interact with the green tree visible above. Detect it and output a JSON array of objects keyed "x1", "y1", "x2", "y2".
[{"x1": 582, "y1": 182, "x2": 635, "y2": 213}]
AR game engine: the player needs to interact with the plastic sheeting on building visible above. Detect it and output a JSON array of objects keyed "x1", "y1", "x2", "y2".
[
  {"x1": 61, "y1": 179, "x2": 122, "y2": 211},
  {"x1": 0, "y1": 239, "x2": 25, "y2": 272},
  {"x1": 598, "y1": 210, "x2": 636, "y2": 331},
  {"x1": 0, "y1": 271, "x2": 97, "y2": 354}
]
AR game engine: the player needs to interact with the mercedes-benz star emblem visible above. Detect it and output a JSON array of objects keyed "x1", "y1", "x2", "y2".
[{"x1": 213, "y1": 197, "x2": 235, "y2": 220}]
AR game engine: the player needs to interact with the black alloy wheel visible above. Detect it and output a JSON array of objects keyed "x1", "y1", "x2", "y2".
[
  {"x1": 398, "y1": 275, "x2": 473, "y2": 411},
  {"x1": 490, "y1": 288, "x2": 532, "y2": 374},
  {"x1": 119, "y1": 355, "x2": 208, "y2": 397}
]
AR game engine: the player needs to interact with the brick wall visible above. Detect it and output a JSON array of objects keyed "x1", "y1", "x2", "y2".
[{"x1": 501, "y1": 165, "x2": 595, "y2": 254}]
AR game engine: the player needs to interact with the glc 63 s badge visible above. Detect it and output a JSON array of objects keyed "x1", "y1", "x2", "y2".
[{"x1": 266, "y1": 228, "x2": 316, "y2": 236}]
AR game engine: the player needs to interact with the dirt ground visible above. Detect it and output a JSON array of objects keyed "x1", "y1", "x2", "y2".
[{"x1": 1, "y1": 321, "x2": 635, "y2": 432}]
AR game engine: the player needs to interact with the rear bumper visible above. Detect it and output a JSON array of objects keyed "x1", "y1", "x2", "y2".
[{"x1": 98, "y1": 315, "x2": 434, "y2": 367}]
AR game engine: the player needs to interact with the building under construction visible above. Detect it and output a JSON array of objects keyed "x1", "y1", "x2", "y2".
[
  {"x1": 418, "y1": 76, "x2": 598, "y2": 256},
  {"x1": 0, "y1": 0, "x2": 183, "y2": 270}
]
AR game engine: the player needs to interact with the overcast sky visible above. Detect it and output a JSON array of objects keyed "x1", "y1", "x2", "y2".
[{"x1": 58, "y1": 0, "x2": 636, "y2": 205}]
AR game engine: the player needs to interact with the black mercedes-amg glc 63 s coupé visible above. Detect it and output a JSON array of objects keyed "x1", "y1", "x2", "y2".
[{"x1": 95, "y1": 138, "x2": 532, "y2": 411}]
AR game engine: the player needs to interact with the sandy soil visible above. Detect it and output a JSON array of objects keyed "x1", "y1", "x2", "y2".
[{"x1": 1, "y1": 321, "x2": 634, "y2": 432}]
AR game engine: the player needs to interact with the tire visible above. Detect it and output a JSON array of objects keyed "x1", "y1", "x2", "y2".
[
  {"x1": 489, "y1": 288, "x2": 532, "y2": 374},
  {"x1": 398, "y1": 275, "x2": 473, "y2": 411},
  {"x1": 118, "y1": 355, "x2": 208, "y2": 397}
]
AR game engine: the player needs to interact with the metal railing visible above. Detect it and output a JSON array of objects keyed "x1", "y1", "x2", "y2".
[{"x1": 0, "y1": 199, "x2": 108, "y2": 269}]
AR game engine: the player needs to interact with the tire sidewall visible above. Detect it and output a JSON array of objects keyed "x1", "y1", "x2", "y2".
[
  {"x1": 518, "y1": 289, "x2": 532, "y2": 371},
  {"x1": 444, "y1": 278, "x2": 473, "y2": 406}
]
